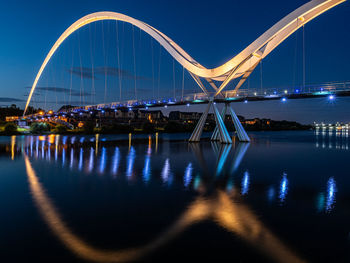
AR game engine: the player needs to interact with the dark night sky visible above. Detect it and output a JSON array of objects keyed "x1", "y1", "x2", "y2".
[{"x1": 0, "y1": 0, "x2": 349, "y2": 123}]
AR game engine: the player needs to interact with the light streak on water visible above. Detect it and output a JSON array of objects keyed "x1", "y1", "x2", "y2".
[
  {"x1": 62, "y1": 148, "x2": 66, "y2": 166},
  {"x1": 70, "y1": 148, "x2": 74, "y2": 169},
  {"x1": 47, "y1": 147, "x2": 51, "y2": 161},
  {"x1": 111, "y1": 147, "x2": 120, "y2": 176},
  {"x1": 95, "y1": 134, "x2": 99, "y2": 155},
  {"x1": 316, "y1": 193, "x2": 325, "y2": 212},
  {"x1": 41, "y1": 141, "x2": 45, "y2": 159},
  {"x1": 62, "y1": 136, "x2": 68, "y2": 145},
  {"x1": 30, "y1": 136, "x2": 33, "y2": 156},
  {"x1": 36, "y1": 137, "x2": 39, "y2": 158},
  {"x1": 55, "y1": 145, "x2": 58, "y2": 161},
  {"x1": 279, "y1": 173, "x2": 288, "y2": 203},
  {"x1": 78, "y1": 148, "x2": 84, "y2": 171},
  {"x1": 11, "y1": 135, "x2": 16, "y2": 160},
  {"x1": 193, "y1": 176, "x2": 201, "y2": 190},
  {"x1": 71, "y1": 136, "x2": 76, "y2": 144},
  {"x1": 88, "y1": 147, "x2": 94, "y2": 173},
  {"x1": 99, "y1": 147, "x2": 106, "y2": 174},
  {"x1": 142, "y1": 156, "x2": 151, "y2": 183},
  {"x1": 326, "y1": 177, "x2": 337, "y2": 212},
  {"x1": 241, "y1": 171, "x2": 250, "y2": 195},
  {"x1": 161, "y1": 159, "x2": 170, "y2": 183},
  {"x1": 267, "y1": 186, "x2": 275, "y2": 202},
  {"x1": 126, "y1": 147, "x2": 136, "y2": 178},
  {"x1": 80, "y1": 137, "x2": 85, "y2": 143},
  {"x1": 184, "y1": 163, "x2": 193, "y2": 188}
]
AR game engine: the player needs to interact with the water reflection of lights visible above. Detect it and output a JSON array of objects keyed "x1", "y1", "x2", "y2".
[
  {"x1": 184, "y1": 163, "x2": 193, "y2": 188},
  {"x1": 41, "y1": 140, "x2": 45, "y2": 159},
  {"x1": 62, "y1": 148, "x2": 66, "y2": 166},
  {"x1": 95, "y1": 134, "x2": 99, "y2": 155},
  {"x1": 30, "y1": 136, "x2": 34, "y2": 155},
  {"x1": 161, "y1": 159, "x2": 171, "y2": 183},
  {"x1": 326, "y1": 177, "x2": 337, "y2": 212},
  {"x1": 241, "y1": 171, "x2": 250, "y2": 195},
  {"x1": 279, "y1": 173, "x2": 288, "y2": 203},
  {"x1": 88, "y1": 148, "x2": 94, "y2": 172},
  {"x1": 24, "y1": 154, "x2": 305, "y2": 263},
  {"x1": 47, "y1": 147, "x2": 51, "y2": 161},
  {"x1": 147, "y1": 135, "x2": 152, "y2": 155},
  {"x1": 267, "y1": 186, "x2": 275, "y2": 202},
  {"x1": 316, "y1": 193, "x2": 325, "y2": 213},
  {"x1": 126, "y1": 147, "x2": 136, "y2": 178},
  {"x1": 112, "y1": 147, "x2": 120, "y2": 176},
  {"x1": 55, "y1": 144, "x2": 58, "y2": 161},
  {"x1": 216, "y1": 144, "x2": 232, "y2": 175},
  {"x1": 70, "y1": 148, "x2": 74, "y2": 169},
  {"x1": 193, "y1": 176, "x2": 201, "y2": 190},
  {"x1": 315, "y1": 130, "x2": 349, "y2": 150},
  {"x1": 99, "y1": 147, "x2": 107, "y2": 174},
  {"x1": 142, "y1": 156, "x2": 151, "y2": 183},
  {"x1": 230, "y1": 143, "x2": 250, "y2": 174},
  {"x1": 11, "y1": 135, "x2": 16, "y2": 160},
  {"x1": 78, "y1": 148, "x2": 84, "y2": 171}
]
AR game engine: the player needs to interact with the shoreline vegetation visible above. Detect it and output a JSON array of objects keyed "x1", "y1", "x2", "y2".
[{"x1": 0, "y1": 119, "x2": 312, "y2": 136}]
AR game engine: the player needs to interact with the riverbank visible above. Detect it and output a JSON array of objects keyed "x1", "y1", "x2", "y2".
[{"x1": 0, "y1": 119, "x2": 312, "y2": 136}]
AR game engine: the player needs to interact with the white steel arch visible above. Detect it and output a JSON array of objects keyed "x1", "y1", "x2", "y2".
[{"x1": 24, "y1": 0, "x2": 345, "y2": 115}]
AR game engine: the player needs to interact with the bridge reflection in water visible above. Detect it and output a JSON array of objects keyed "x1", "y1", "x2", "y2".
[
  {"x1": 0, "y1": 132, "x2": 341, "y2": 261},
  {"x1": 24, "y1": 141, "x2": 307, "y2": 263}
]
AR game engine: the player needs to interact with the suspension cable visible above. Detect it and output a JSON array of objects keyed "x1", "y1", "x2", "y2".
[
  {"x1": 151, "y1": 37, "x2": 155, "y2": 99},
  {"x1": 89, "y1": 23, "x2": 95, "y2": 105},
  {"x1": 116, "y1": 21, "x2": 122, "y2": 102},
  {"x1": 69, "y1": 34, "x2": 74, "y2": 106},
  {"x1": 132, "y1": 25, "x2": 137, "y2": 100},
  {"x1": 77, "y1": 30, "x2": 84, "y2": 106},
  {"x1": 302, "y1": 24, "x2": 306, "y2": 92},
  {"x1": 173, "y1": 59, "x2": 176, "y2": 99},
  {"x1": 260, "y1": 60, "x2": 263, "y2": 95},
  {"x1": 182, "y1": 66, "x2": 184, "y2": 101},
  {"x1": 101, "y1": 21, "x2": 107, "y2": 103},
  {"x1": 157, "y1": 43, "x2": 162, "y2": 100}
]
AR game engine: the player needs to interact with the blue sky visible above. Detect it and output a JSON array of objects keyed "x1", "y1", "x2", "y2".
[{"x1": 0, "y1": 0, "x2": 349, "y2": 123}]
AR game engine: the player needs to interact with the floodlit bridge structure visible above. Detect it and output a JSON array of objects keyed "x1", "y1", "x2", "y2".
[{"x1": 24, "y1": 0, "x2": 346, "y2": 143}]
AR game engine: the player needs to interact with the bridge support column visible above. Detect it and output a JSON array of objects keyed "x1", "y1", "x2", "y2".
[
  {"x1": 189, "y1": 101, "x2": 212, "y2": 142},
  {"x1": 189, "y1": 101, "x2": 232, "y2": 144},
  {"x1": 212, "y1": 103, "x2": 232, "y2": 144},
  {"x1": 211, "y1": 104, "x2": 228, "y2": 141},
  {"x1": 228, "y1": 105, "x2": 250, "y2": 142}
]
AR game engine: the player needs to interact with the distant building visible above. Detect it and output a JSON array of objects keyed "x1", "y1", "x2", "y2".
[
  {"x1": 5, "y1": 116, "x2": 19, "y2": 122},
  {"x1": 169, "y1": 111, "x2": 201, "y2": 122}
]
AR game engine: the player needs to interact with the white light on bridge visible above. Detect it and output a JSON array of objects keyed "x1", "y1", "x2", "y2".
[
  {"x1": 281, "y1": 98, "x2": 287, "y2": 102},
  {"x1": 328, "y1": 95, "x2": 335, "y2": 100}
]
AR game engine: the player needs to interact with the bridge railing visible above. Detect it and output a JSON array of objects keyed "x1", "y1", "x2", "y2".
[{"x1": 60, "y1": 81, "x2": 350, "y2": 113}]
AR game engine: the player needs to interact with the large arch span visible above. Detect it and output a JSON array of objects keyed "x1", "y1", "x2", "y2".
[{"x1": 24, "y1": 0, "x2": 345, "y2": 115}]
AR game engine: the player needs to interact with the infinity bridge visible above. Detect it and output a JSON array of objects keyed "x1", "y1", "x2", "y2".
[{"x1": 24, "y1": 0, "x2": 346, "y2": 144}]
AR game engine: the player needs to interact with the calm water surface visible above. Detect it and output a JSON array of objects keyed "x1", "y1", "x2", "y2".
[{"x1": 0, "y1": 131, "x2": 349, "y2": 262}]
